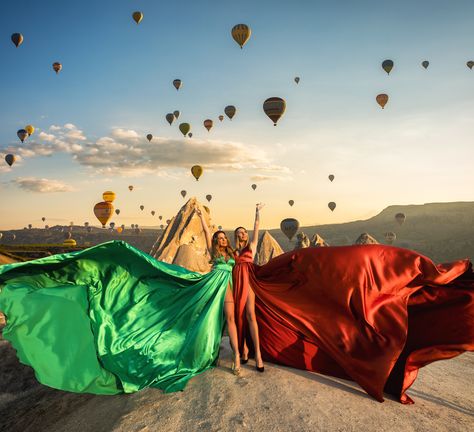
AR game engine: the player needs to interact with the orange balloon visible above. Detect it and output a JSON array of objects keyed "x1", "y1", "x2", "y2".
[{"x1": 94, "y1": 201, "x2": 114, "y2": 227}]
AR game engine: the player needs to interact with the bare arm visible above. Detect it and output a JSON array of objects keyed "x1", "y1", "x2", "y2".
[
  {"x1": 249, "y1": 203, "x2": 264, "y2": 256},
  {"x1": 195, "y1": 206, "x2": 212, "y2": 253}
]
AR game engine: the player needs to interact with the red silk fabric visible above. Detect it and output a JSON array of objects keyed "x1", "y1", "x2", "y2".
[{"x1": 233, "y1": 244, "x2": 474, "y2": 404}]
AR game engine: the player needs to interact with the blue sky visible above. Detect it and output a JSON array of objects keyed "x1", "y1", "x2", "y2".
[{"x1": 0, "y1": 0, "x2": 473, "y2": 230}]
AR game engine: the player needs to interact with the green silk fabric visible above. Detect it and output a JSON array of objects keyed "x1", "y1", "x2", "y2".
[{"x1": 0, "y1": 241, "x2": 233, "y2": 394}]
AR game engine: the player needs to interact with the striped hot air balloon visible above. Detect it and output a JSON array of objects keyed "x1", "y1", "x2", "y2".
[
  {"x1": 231, "y1": 24, "x2": 251, "y2": 49},
  {"x1": 263, "y1": 97, "x2": 286, "y2": 126}
]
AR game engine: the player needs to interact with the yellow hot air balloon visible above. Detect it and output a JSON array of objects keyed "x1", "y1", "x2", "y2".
[
  {"x1": 103, "y1": 191, "x2": 116, "y2": 203},
  {"x1": 224, "y1": 105, "x2": 236, "y2": 120},
  {"x1": 191, "y1": 165, "x2": 203, "y2": 181},
  {"x1": 280, "y1": 218, "x2": 299, "y2": 241},
  {"x1": 231, "y1": 24, "x2": 251, "y2": 49},
  {"x1": 94, "y1": 201, "x2": 114, "y2": 228},
  {"x1": 63, "y1": 238, "x2": 77, "y2": 247},
  {"x1": 204, "y1": 119, "x2": 213, "y2": 131},
  {"x1": 263, "y1": 97, "x2": 286, "y2": 126},
  {"x1": 179, "y1": 123, "x2": 191, "y2": 136},
  {"x1": 173, "y1": 79, "x2": 182, "y2": 90},
  {"x1": 132, "y1": 11, "x2": 143, "y2": 24},
  {"x1": 117, "y1": 227, "x2": 123, "y2": 234},
  {"x1": 52, "y1": 62, "x2": 62, "y2": 74},
  {"x1": 25, "y1": 125, "x2": 35, "y2": 136},
  {"x1": 376, "y1": 94, "x2": 389, "y2": 109}
]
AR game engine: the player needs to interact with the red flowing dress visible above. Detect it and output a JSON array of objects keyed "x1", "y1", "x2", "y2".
[{"x1": 232, "y1": 244, "x2": 474, "y2": 404}]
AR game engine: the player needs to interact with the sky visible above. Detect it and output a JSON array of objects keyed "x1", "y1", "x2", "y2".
[{"x1": 0, "y1": 0, "x2": 473, "y2": 230}]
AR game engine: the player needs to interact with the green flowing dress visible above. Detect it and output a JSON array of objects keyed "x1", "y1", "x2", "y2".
[{"x1": 0, "y1": 240, "x2": 234, "y2": 394}]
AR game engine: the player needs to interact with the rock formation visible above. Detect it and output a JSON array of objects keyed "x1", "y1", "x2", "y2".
[
  {"x1": 354, "y1": 233, "x2": 379, "y2": 245},
  {"x1": 150, "y1": 198, "x2": 214, "y2": 273},
  {"x1": 311, "y1": 233, "x2": 329, "y2": 247},
  {"x1": 255, "y1": 231, "x2": 284, "y2": 265},
  {"x1": 294, "y1": 232, "x2": 311, "y2": 249}
]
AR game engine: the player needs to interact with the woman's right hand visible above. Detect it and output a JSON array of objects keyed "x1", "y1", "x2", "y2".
[{"x1": 194, "y1": 206, "x2": 202, "y2": 217}]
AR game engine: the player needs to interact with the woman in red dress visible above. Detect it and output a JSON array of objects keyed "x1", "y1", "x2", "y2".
[
  {"x1": 233, "y1": 203, "x2": 265, "y2": 373},
  {"x1": 233, "y1": 209, "x2": 474, "y2": 403}
]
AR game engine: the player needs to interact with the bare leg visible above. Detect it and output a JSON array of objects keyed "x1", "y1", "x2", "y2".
[
  {"x1": 224, "y1": 285, "x2": 240, "y2": 371},
  {"x1": 245, "y1": 288, "x2": 264, "y2": 368}
]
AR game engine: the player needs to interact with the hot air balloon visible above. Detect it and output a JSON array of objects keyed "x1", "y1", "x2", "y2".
[
  {"x1": 224, "y1": 105, "x2": 236, "y2": 120},
  {"x1": 191, "y1": 165, "x2": 203, "y2": 181},
  {"x1": 204, "y1": 119, "x2": 213, "y2": 131},
  {"x1": 159, "y1": 215, "x2": 163, "y2": 220},
  {"x1": 131, "y1": 224, "x2": 135, "y2": 229},
  {"x1": 395, "y1": 212, "x2": 406, "y2": 225},
  {"x1": 151, "y1": 210, "x2": 155, "y2": 216},
  {"x1": 181, "y1": 190, "x2": 187, "y2": 198},
  {"x1": 63, "y1": 238, "x2": 77, "y2": 246},
  {"x1": 179, "y1": 123, "x2": 191, "y2": 136},
  {"x1": 11, "y1": 33, "x2": 23, "y2": 47},
  {"x1": 132, "y1": 11, "x2": 143, "y2": 24},
  {"x1": 467, "y1": 61, "x2": 474, "y2": 70},
  {"x1": 41, "y1": 217, "x2": 46, "y2": 222},
  {"x1": 146, "y1": 134, "x2": 153, "y2": 142},
  {"x1": 280, "y1": 218, "x2": 299, "y2": 241},
  {"x1": 251, "y1": 184, "x2": 257, "y2": 190},
  {"x1": 288, "y1": 200, "x2": 294, "y2": 207},
  {"x1": 117, "y1": 227, "x2": 123, "y2": 234},
  {"x1": 384, "y1": 232, "x2": 397, "y2": 244},
  {"x1": 17, "y1": 129, "x2": 28, "y2": 143},
  {"x1": 115, "y1": 209, "x2": 120, "y2": 215},
  {"x1": 173, "y1": 79, "x2": 182, "y2": 90},
  {"x1": 218, "y1": 225, "x2": 223, "y2": 230},
  {"x1": 84, "y1": 222, "x2": 89, "y2": 227},
  {"x1": 231, "y1": 24, "x2": 251, "y2": 49},
  {"x1": 328, "y1": 202, "x2": 336, "y2": 212},
  {"x1": 110, "y1": 222, "x2": 115, "y2": 229},
  {"x1": 160, "y1": 224, "x2": 164, "y2": 229},
  {"x1": 25, "y1": 125, "x2": 35, "y2": 136},
  {"x1": 218, "y1": 115, "x2": 224, "y2": 122},
  {"x1": 28, "y1": 224, "x2": 32, "y2": 230},
  {"x1": 328, "y1": 174, "x2": 335, "y2": 182},
  {"x1": 382, "y1": 59, "x2": 394, "y2": 75},
  {"x1": 87, "y1": 226, "x2": 92, "y2": 233},
  {"x1": 45, "y1": 225, "x2": 49, "y2": 230},
  {"x1": 173, "y1": 110, "x2": 180, "y2": 119},
  {"x1": 206, "y1": 194, "x2": 212, "y2": 202},
  {"x1": 52, "y1": 62, "x2": 62, "y2": 74},
  {"x1": 294, "y1": 76, "x2": 300, "y2": 84},
  {"x1": 140, "y1": 205, "x2": 144, "y2": 211},
  {"x1": 94, "y1": 201, "x2": 114, "y2": 228},
  {"x1": 166, "y1": 113, "x2": 175, "y2": 125},
  {"x1": 5, "y1": 154, "x2": 16, "y2": 167},
  {"x1": 128, "y1": 185, "x2": 134, "y2": 191},
  {"x1": 102, "y1": 191, "x2": 116, "y2": 203},
  {"x1": 166, "y1": 219, "x2": 171, "y2": 224},
  {"x1": 188, "y1": 133, "x2": 193, "y2": 138},
  {"x1": 263, "y1": 97, "x2": 286, "y2": 126},
  {"x1": 422, "y1": 60, "x2": 429, "y2": 69},
  {"x1": 376, "y1": 94, "x2": 389, "y2": 109}
]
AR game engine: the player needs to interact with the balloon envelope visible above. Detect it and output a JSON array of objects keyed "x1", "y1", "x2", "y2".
[
  {"x1": 181, "y1": 190, "x2": 187, "y2": 198},
  {"x1": 173, "y1": 110, "x2": 180, "y2": 119},
  {"x1": 263, "y1": 97, "x2": 286, "y2": 125},
  {"x1": 140, "y1": 205, "x2": 144, "y2": 211},
  {"x1": 179, "y1": 123, "x2": 191, "y2": 136},
  {"x1": 5, "y1": 154, "x2": 16, "y2": 167},
  {"x1": 328, "y1": 202, "x2": 336, "y2": 211},
  {"x1": 204, "y1": 119, "x2": 213, "y2": 131},
  {"x1": 218, "y1": 115, "x2": 224, "y2": 122},
  {"x1": 132, "y1": 11, "x2": 143, "y2": 24},
  {"x1": 25, "y1": 125, "x2": 35, "y2": 136},
  {"x1": 280, "y1": 218, "x2": 299, "y2": 241},
  {"x1": 467, "y1": 61, "x2": 474, "y2": 70},
  {"x1": 52, "y1": 62, "x2": 62, "y2": 74},
  {"x1": 422, "y1": 60, "x2": 429, "y2": 69},
  {"x1": 206, "y1": 194, "x2": 212, "y2": 202},
  {"x1": 251, "y1": 184, "x2": 257, "y2": 190},
  {"x1": 328, "y1": 174, "x2": 335, "y2": 182},
  {"x1": 382, "y1": 59, "x2": 394, "y2": 75},
  {"x1": 128, "y1": 185, "x2": 133, "y2": 191},
  {"x1": 17, "y1": 129, "x2": 28, "y2": 143},
  {"x1": 115, "y1": 209, "x2": 120, "y2": 215},
  {"x1": 173, "y1": 79, "x2": 182, "y2": 90},
  {"x1": 146, "y1": 134, "x2": 153, "y2": 142},
  {"x1": 102, "y1": 191, "x2": 116, "y2": 203},
  {"x1": 231, "y1": 24, "x2": 251, "y2": 49},
  {"x1": 166, "y1": 113, "x2": 175, "y2": 125},
  {"x1": 376, "y1": 94, "x2": 389, "y2": 109},
  {"x1": 11, "y1": 33, "x2": 23, "y2": 47},
  {"x1": 94, "y1": 201, "x2": 114, "y2": 227},
  {"x1": 288, "y1": 200, "x2": 294, "y2": 207},
  {"x1": 151, "y1": 210, "x2": 155, "y2": 216},
  {"x1": 191, "y1": 165, "x2": 203, "y2": 181},
  {"x1": 224, "y1": 105, "x2": 236, "y2": 120},
  {"x1": 294, "y1": 76, "x2": 300, "y2": 84}
]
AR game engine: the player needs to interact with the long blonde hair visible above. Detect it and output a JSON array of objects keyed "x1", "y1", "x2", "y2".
[
  {"x1": 211, "y1": 230, "x2": 235, "y2": 261},
  {"x1": 234, "y1": 226, "x2": 248, "y2": 252}
]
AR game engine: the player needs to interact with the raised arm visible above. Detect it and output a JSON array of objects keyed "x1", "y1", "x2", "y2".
[
  {"x1": 249, "y1": 203, "x2": 264, "y2": 256},
  {"x1": 195, "y1": 206, "x2": 212, "y2": 253}
]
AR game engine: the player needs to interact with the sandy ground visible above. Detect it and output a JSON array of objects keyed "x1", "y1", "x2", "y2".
[{"x1": 0, "y1": 332, "x2": 473, "y2": 432}]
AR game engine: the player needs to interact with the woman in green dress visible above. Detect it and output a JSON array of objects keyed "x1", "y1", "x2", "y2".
[
  {"x1": 0, "y1": 231, "x2": 235, "y2": 394},
  {"x1": 195, "y1": 207, "x2": 240, "y2": 375}
]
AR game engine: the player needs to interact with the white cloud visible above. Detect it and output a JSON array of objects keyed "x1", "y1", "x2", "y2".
[{"x1": 11, "y1": 177, "x2": 75, "y2": 193}]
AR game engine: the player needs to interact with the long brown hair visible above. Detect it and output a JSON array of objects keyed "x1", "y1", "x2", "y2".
[
  {"x1": 234, "y1": 226, "x2": 248, "y2": 252},
  {"x1": 211, "y1": 230, "x2": 235, "y2": 261}
]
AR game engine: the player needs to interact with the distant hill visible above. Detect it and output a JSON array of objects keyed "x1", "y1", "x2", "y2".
[{"x1": 0, "y1": 201, "x2": 473, "y2": 264}]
